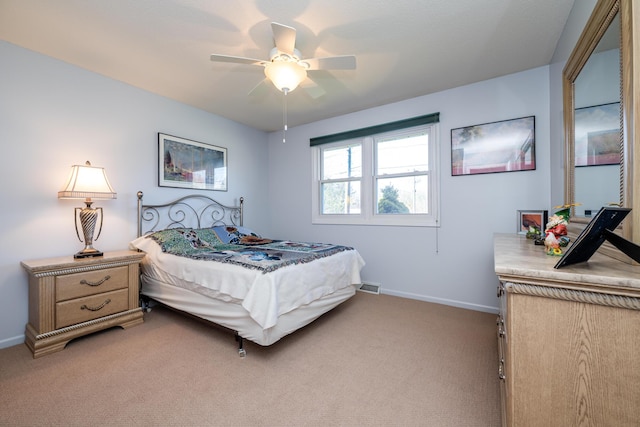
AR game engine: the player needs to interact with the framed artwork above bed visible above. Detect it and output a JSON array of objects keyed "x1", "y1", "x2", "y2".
[{"x1": 158, "y1": 133, "x2": 227, "y2": 191}]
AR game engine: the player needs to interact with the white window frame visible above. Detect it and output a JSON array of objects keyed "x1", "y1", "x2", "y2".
[{"x1": 312, "y1": 122, "x2": 440, "y2": 227}]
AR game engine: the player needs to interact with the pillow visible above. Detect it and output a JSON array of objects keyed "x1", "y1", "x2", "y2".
[
  {"x1": 142, "y1": 227, "x2": 226, "y2": 254},
  {"x1": 211, "y1": 225, "x2": 263, "y2": 244}
]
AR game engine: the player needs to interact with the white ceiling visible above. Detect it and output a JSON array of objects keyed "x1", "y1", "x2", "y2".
[{"x1": 1, "y1": 0, "x2": 575, "y2": 132}]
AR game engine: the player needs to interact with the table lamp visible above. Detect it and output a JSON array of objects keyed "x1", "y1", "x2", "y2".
[{"x1": 58, "y1": 161, "x2": 117, "y2": 258}]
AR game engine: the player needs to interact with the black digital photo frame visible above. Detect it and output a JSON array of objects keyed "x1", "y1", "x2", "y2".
[{"x1": 554, "y1": 207, "x2": 635, "y2": 269}]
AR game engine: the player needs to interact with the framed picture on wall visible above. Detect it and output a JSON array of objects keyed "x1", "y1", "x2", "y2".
[
  {"x1": 574, "y1": 102, "x2": 620, "y2": 167},
  {"x1": 451, "y1": 116, "x2": 536, "y2": 176},
  {"x1": 158, "y1": 133, "x2": 227, "y2": 191},
  {"x1": 517, "y1": 210, "x2": 548, "y2": 235}
]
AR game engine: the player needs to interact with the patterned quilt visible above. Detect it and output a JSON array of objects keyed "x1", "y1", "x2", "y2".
[{"x1": 147, "y1": 227, "x2": 353, "y2": 274}]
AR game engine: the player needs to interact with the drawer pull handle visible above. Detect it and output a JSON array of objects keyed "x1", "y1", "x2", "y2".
[
  {"x1": 81, "y1": 299, "x2": 111, "y2": 312},
  {"x1": 80, "y1": 275, "x2": 111, "y2": 287},
  {"x1": 498, "y1": 359, "x2": 506, "y2": 381}
]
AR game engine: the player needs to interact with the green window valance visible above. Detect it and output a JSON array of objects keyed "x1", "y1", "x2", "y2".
[{"x1": 309, "y1": 112, "x2": 440, "y2": 146}]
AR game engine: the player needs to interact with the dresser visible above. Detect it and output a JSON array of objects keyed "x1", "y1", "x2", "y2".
[
  {"x1": 494, "y1": 233, "x2": 640, "y2": 427},
  {"x1": 21, "y1": 250, "x2": 145, "y2": 358}
]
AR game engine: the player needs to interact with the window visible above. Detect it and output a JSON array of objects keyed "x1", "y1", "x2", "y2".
[{"x1": 311, "y1": 114, "x2": 440, "y2": 227}]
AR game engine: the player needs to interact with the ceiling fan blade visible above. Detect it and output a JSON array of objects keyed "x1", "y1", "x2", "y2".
[
  {"x1": 304, "y1": 55, "x2": 356, "y2": 71},
  {"x1": 271, "y1": 22, "x2": 296, "y2": 56},
  {"x1": 248, "y1": 78, "x2": 272, "y2": 97},
  {"x1": 300, "y1": 77, "x2": 326, "y2": 99},
  {"x1": 210, "y1": 54, "x2": 266, "y2": 66}
]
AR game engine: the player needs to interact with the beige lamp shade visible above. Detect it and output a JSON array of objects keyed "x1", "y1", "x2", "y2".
[{"x1": 58, "y1": 161, "x2": 117, "y2": 200}]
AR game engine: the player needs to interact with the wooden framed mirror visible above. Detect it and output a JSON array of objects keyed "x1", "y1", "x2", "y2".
[{"x1": 563, "y1": 0, "x2": 639, "y2": 263}]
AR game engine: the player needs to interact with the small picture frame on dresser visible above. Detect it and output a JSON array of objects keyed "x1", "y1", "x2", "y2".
[{"x1": 517, "y1": 210, "x2": 548, "y2": 235}]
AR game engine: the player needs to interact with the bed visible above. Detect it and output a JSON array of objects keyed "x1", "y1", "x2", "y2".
[{"x1": 130, "y1": 191, "x2": 365, "y2": 356}]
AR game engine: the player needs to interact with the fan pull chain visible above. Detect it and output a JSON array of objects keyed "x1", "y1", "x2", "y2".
[{"x1": 282, "y1": 89, "x2": 288, "y2": 143}]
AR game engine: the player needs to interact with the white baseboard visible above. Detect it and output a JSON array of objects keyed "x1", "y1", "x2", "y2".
[
  {"x1": 380, "y1": 289, "x2": 499, "y2": 314},
  {"x1": 0, "y1": 335, "x2": 24, "y2": 350}
]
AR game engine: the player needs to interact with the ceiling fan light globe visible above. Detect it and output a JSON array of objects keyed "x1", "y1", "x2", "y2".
[{"x1": 264, "y1": 61, "x2": 307, "y2": 92}]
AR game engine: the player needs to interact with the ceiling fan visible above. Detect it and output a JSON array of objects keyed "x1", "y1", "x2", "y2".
[{"x1": 210, "y1": 22, "x2": 356, "y2": 99}]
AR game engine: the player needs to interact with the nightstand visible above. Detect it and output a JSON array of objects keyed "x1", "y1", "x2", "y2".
[{"x1": 21, "y1": 250, "x2": 145, "y2": 358}]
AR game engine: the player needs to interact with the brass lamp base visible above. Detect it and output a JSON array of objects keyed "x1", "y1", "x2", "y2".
[{"x1": 73, "y1": 201, "x2": 105, "y2": 259}]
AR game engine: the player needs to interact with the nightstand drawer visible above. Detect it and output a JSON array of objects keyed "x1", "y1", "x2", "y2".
[
  {"x1": 56, "y1": 288, "x2": 129, "y2": 329},
  {"x1": 56, "y1": 266, "x2": 128, "y2": 301},
  {"x1": 22, "y1": 250, "x2": 145, "y2": 357}
]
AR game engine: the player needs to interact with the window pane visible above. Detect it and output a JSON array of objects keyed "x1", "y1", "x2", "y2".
[
  {"x1": 322, "y1": 181, "x2": 361, "y2": 214},
  {"x1": 377, "y1": 134, "x2": 428, "y2": 175},
  {"x1": 322, "y1": 144, "x2": 362, "y2": 179},
  {"x1": 377, "y1": 176, "x2": 428, "y2": 214}
]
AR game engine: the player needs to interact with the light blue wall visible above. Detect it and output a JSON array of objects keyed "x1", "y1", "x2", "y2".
[
  {"x1": 0, "y1": 41, "x2": 269, "y2": 348},
  {"x1": 267, "y1": 67, "x2": 550, "y2": 312}
]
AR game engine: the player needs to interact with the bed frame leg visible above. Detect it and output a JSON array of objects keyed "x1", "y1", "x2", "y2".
[
  {"x1": 140, "y1": 296, "x2": 152, "y2": 313},
  {"x1": 235, "y1": 334, "x2": 246, "y2": 358}
]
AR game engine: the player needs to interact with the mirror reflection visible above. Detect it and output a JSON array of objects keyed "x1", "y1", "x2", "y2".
[{"x1": 572, "y1": 13, "x2": 621, "y2": 218}]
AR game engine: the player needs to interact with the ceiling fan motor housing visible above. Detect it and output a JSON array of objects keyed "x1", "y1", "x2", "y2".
[{"x1": 269, "y1": 47, "x2": 309, "y2": 68}]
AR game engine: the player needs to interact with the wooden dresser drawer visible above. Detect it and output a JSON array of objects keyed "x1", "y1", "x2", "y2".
[
  {"x1": 56, "y1": 266, "x2": 128, "y2": 301},
  {"x1": 56, "y1": 288, "x2": 129, "y2": 329}
]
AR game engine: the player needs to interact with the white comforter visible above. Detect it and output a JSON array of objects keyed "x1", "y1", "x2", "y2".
[{"x1": 129, "y1": 236, "x2": 365, "y2": 330}]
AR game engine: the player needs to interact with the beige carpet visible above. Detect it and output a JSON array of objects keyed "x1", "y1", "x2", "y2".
[{"x1": 0, "y1": 293, "x2": 500, "y2": 426}]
